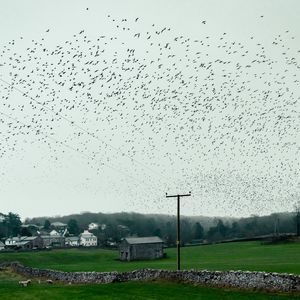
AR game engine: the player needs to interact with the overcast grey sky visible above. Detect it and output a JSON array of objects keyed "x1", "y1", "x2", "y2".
[{"x1": 0, "y1": 0, "x2": 299, "y2": 219}]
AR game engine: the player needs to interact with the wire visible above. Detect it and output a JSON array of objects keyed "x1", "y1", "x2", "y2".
[
  {"x1": 0, "y1": 77, "x2": 174, "y2": 187},
  {"x1": 0, "y1": 110, "x2": 161, "y2": 193}
]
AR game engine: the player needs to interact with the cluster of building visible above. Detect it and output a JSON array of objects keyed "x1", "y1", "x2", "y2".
[
  {"x1": 1, "y1": 222, "x2": 97, "y2": 250},
  {"x1": 0, "y1": 219, "x2": 166, "y2": 262}
]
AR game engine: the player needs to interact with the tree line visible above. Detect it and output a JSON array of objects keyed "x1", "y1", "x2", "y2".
[{"x1": 1, "y1": 209, "x2": 299, "y2": 246}]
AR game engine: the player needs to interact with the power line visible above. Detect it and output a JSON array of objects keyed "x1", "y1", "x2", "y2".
[
  {"x1": 0, "y1": 77, "x2": 174, "y2": 187},
  {"x1": 0, "y1": 109, "x2": 160, "y2": 193}
]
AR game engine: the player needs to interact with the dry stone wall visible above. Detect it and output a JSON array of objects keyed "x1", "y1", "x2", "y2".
[{"x1": 1, "y1": 262, "x2": 300, "y2": 292}]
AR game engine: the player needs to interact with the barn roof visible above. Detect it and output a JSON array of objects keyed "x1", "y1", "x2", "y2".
[{"x1": 124, "y1": 236, "x2": 163, "y2": 245}]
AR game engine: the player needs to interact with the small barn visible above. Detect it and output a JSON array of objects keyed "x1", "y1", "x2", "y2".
[{"x1": 119, "y1": 236, "x2": 164, "y2": 261}]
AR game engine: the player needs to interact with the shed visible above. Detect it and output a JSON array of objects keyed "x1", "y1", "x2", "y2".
[{"x1": 119, "y1": 236, "x2": 164, "y2": 261}]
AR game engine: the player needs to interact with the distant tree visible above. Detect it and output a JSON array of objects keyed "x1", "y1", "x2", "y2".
[
  {"x1": 206, "y1": 225, "x2": 218, "y2": 241},
  {"x1": 164, "y1": 221, "x2": 176, "y2": 246},
  {"x1": 206, "y1": 219, "x2": 228, "y2": 241},
  {"x1": 0, "y1": 214, "x2": 8, "y2": 238},
  {"x1": 20, "y1": 227, "x2": 32, "y2": 237},
  {"x1": 6, "y1": 212, "x2": 22, "y2": 236},
  {"x1": 153, "y1": 228, "x2": 162, "y2": 237},
  {"x1": 44, "y1": 219, "x2": 51, "y2": 230},
  {"x1": 244, "y1": 216, "x2": 258, "y2": 237},
  {"x1": 24, "y1": 218, "x2": 31, "y2": 225},
  {"x1": 144, "y1": 218, "x2": 156, "y2": 236},
  {"x1": 229, "y1": 221, "x2": 241, "y2": 237},
  {"x1": 295, "y1": 203, "x2": 300, "y2": 236},
  {"x1": 67, "y1": 219, "x2": 80, "y2": 235},
  {"x1": 271, "y1": 213, "x2": 280, "y2": 236},
  {"x1": 193, "y1": 222, "x2": 204, "y2": 240},
  {"x1": 216, "y1": 219, "x2": 228, "y2": 237},
  {"x1": 181, "y1": 219, "x2": 193, "y2": 244}
]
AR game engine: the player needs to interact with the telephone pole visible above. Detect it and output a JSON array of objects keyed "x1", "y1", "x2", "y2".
[{"x1": 166, "y1": 192, "x2": 191, "y2": 271}]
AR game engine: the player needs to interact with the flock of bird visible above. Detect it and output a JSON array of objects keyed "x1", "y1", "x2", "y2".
[{"x1": 0, "y1": 13, "x2": 299, "y2": 216}]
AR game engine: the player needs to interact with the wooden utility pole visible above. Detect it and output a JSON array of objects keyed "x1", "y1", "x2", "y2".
[{"x1": 166, "y1": 192, "x2": 191, "y2": 270}]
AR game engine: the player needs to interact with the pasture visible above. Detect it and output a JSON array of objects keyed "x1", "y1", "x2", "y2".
[
  {"x1": 0, "y1": 241, "x2": 300, "y2": 274},
  {"x1": 1, "y1": 241, "x2": 300, "y2": 299}
]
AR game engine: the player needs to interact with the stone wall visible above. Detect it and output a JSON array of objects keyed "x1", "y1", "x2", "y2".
[{"x1": 1, "y1": 262, "x2": 300, "y2": 292}]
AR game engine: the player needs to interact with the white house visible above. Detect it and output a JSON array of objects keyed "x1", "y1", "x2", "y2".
[
  {"x1": 5, "y1": 237, "x2": 22, "y2": 246},
  {"x1": 65, "y1": 236, "x2": 80, "y2": 247},
  {"x1": 0, "y1": 241, "x2": 5, "y2": 250},
  {"x1": 51, "y1": 222, "x2": 67, "y2": 234},
  {"x1": 49, "y1": 230, "x2": 60, "y2": 236},
  {"x1": 88, "y1": 223, "x2": 99, "y2": 230},
  {"x1": 79, "y1": 230, "x2": 97, "y2": 247}
]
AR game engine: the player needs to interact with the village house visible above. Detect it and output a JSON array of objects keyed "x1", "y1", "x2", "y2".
[
  {"x1": 0, "y1": 241, "x2": 5, "y2": 250},
  {"x1": 49, "y1": 229, "x2": 60, "y2": 236},
  {"x1": 40, "y1": 230, "x2": 65, "y2": 248},
  {"x1": 5, "y1": 236, "x2": 43, "y2": 250},
  {"x1": 5, "y1": 237, "x2": 20, "y2": 247},
  {"x1": 51, "y1": 222, "x2": 67, "y2": 234},
  {"x1": 79, "y1": 230, "x2": 97, "y2": 247},
  {"x1": 65, "y1": 236, "x2": 80, "y2": 247},
  {"x1": 119, "y1": 236, "x2": 164, "y2": 261},
  {"x1": 88, "y1": 222, "x2": 99, "y2": 230}
]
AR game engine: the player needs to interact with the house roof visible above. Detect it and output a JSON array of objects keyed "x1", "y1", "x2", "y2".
[
  {"x1": 23, "y1": 236, "x2": 39, "y2": 241},
  {"x1": 80, "y1": 230, "x2": 96, "y2": 238},
  {"x1": 0, "y1": 241, "x2": 5, "y2": 246},
  {"x1": 124, "y1": 236, "x2": 163, "y2": 245},
  {"x1": 6, "y1": 236, "x2": 28, "y2": 242},
  {"x1": 66, "y1": 236, "x2": 79, "y2": 241},
  {"x1": 16, "y1": 241, "x2": 31, "y2": 246},
  {"x1": 50, "y1": 230, "x2": 60, "y2": 236},
  {"x1": 51, "y1": 222, "x2": 67, "y2": 227},
  {"x1": 6, "y1": 237, "x2": 20, "y2": 241},
  {"x1": 21, "y1": 224, "x2": 39, "y2": 228},
  {"x1": 88, "y1": 222, "x2": 98, "y2": 226}
]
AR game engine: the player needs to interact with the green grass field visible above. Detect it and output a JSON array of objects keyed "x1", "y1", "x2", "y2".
[
  {"x1": 1, "y1": 241, "x2": 300, "y2": 299},
  {"x1": 0, "y1": 241, "x2": 299, "y2": 274}
]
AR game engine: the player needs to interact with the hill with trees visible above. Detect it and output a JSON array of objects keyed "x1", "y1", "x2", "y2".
[{"x1": 17, "y1": 210, "x2": 299, "y2": 246}]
